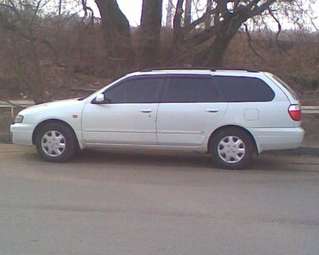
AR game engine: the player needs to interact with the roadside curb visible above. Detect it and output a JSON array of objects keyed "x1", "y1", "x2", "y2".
[{"x1": 266, "y1": 147, "x2": 319, "y2": 157}]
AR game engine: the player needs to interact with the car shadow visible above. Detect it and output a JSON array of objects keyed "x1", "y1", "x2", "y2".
[
  {"x1": 72, "y1": 149, "x2": 214, "y2": 169},
  {"x1": 70, "y1": 148, "x2": 318, "y2": 172},
  {"x1": 21, "y1": 147, "x2": 319, "y2": 172}
]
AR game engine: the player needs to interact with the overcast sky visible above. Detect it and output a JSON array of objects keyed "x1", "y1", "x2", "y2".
[
  {"x1": 86, "y1": 0, "x2": 149, "y2": 26},
  {"x1": 86, "y1": 0, "x2": 319, "y2": 30},
  {"x1": 117, "y1": 0, "x2": 143, "y2": 26}
]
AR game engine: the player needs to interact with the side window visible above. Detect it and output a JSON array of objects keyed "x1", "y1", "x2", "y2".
[
  {"x1": 104, "y1": 82, "x2": 126, "y2": 103},
  {"x1": 163, "y1": 77, "x2": 221, "y2": 103},
  {"x1": 104, "y1": 78, "x2": 163, "y2": 104},
  {"x1": 213, "y1": 76, "x2": 275, "y2": 102}
]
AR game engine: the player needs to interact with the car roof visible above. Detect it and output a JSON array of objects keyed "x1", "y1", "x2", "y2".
[{"x1": 126, "y1": 69, "x2": 264, "y2": 78}]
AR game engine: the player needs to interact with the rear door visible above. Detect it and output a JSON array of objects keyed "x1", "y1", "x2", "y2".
[
  {"x1": 156, "y1": 75, "x2": 228, "y2": 148},
  {"x1": 212, "y1": 75, "x2": 288, "y2": 128}
]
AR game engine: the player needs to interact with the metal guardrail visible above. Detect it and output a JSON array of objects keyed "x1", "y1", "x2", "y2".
[
  {"x1": 302, "y1": 106, "x2": 319, "y2": 114},
  {"x1": 0, "y1": 100, "x2": 35, "y2": 119},
  {"x1": 0, "y1": 100, "x2": 35, "y2": 108},
  {"x1": 1, "y1": 100, "x2": 319, "y2": 116}
]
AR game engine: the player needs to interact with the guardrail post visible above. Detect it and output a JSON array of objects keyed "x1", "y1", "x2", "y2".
[{"x1": 10, "y1": 106, "x2": 15, "y2": 121}]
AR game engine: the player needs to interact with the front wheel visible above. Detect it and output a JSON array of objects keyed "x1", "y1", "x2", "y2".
[
  {"x1": 210, "y1": 128, "x2": 256, "y2": 170},
  {"x1": 35, "y1": 123, "x2": 77, "y2": 162}
]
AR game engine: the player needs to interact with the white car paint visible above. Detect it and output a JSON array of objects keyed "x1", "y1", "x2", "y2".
[
  {"x1": 156, "y1": 102, "x2": 228, "y2": 148},
  {"x1": 10, "y1": 70, "x2": 304, "y2": 154},
  {"x1": 82, "y1": 103, "x2": 159, "y2": 145}
]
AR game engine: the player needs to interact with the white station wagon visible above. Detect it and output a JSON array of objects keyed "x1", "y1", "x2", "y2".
[{"x1": 11, "y1": 69, "x2": 304, "y2": 169}]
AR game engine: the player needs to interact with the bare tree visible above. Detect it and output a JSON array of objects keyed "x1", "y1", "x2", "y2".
[
  {"x1": 170, "y1": 0, "x2": 305, "y2": 67},
  {"x1": 140, "y1": 0, "x2": 163, "y2": 68},
  {"x1": 92, "y1": 0, "x2": 310, "y2": 68},
  {"x1": 94, "y1": 0, "x2": 134, "y2": 75}
]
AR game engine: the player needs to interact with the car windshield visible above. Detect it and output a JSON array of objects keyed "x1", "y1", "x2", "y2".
[{"x1": 77, "y1": 83, "x2": 113, "y2": 101}]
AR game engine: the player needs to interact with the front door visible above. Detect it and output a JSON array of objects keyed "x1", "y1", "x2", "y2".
[{"x1": 82, "y1": 77, "x2": 164, "y2": 146}]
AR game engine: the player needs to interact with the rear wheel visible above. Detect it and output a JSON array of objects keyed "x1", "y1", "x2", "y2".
[
  {"x1": 210, "y1": 128, "x2": 256, "y2": 170},
  {"x1": 35, "y1": 123, "x2": 77, "y2": 162}
]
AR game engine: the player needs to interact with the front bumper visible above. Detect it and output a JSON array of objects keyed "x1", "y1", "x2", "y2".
[
  {"x1": 249, "y1": 127, "x2": 305, "y2": 153},
  {"x1": 10, "y1": 123, "x2": 34, "y2": 146}
]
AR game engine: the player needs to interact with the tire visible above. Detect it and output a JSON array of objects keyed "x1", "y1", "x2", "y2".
[
  {"x1": 35, "y1": 122, "x2": 77, "y2": 162},
  {"x1": 210, "y1": 128, "x2": 256, "y2": 170}
]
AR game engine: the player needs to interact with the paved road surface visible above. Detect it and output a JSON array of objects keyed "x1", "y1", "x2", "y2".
[{"x1": 0, "y1": 144, "x2": 319, "y2": 255}]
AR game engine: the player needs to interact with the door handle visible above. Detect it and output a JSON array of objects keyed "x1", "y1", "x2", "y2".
[
  {"x1": 206, "y1": 109, "x2": 219, "y2": 113},
  {"x1": 140, "y1": 109, "x2": 152, "y2": 113}
]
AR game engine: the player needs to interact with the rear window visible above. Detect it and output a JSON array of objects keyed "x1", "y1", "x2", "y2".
[
  {"x1": 212, "y1": 76, "x2": 275, "y2": 102},
  {"x1": 269, "y1": 74, "x2": 298, "y2": 100}
]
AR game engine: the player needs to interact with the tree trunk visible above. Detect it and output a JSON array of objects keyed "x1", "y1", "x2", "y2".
[
  {"x1": 58, "y1": 0, "x2": 63, "y2": 15},
  {"x1": 95, "y1": 0, "x2": 134, "y2": 74},
  {"x1": 173, "y1": 0, "x2": 184, "y2": 45},
  {"x1": 166, "y1": 0, "x2": 174, "y2": 28},
  {"x1": 193, "y1": 21, "x2": 242, "y2": 67},
  {"x1": 140, "y1": 0, "x2": 163, "y2": 68},
  {"x1": 205, "y1": 0, "x2": 212, "y2": 28},
  {"x1": 184, "y1": 0, "x2": 192, "y2": 26},
  {"x1": 204, "y1": 36, "x2": 232, "y2": 67}
]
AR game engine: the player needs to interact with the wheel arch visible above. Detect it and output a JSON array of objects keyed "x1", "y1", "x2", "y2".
[
  {"x1": 207, "y1": 125, "x2": 259, "y2": 153},
  {"x1": 32, "y1": 119, "x2": 80, "y2": 148}
]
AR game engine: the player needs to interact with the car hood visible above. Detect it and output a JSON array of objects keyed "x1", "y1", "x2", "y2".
[{"x1": 20, "y1": 98, "x2": 82, "y2": 115}]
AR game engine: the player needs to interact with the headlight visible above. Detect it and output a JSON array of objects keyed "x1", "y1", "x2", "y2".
[{"x1": 14, "y1": 115, "x2": 24, "y2": 124}]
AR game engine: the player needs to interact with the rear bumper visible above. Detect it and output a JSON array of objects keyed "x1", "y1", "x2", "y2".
[
  {"x1": 249, "y1": 127, "x2": 305, "y2": 153},
  {"x1": 10, "y1": 123, "x2": 34, "y2": 146}
]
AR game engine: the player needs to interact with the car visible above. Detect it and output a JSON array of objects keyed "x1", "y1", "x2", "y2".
[{"x1": 10, "y1": 69, "x2": 304, "y2": 169}]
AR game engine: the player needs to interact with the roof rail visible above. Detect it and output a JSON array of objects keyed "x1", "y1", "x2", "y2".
[
  {"x1": 140, "y1": 66, "x2": 260, "y2": 73},
  {"x1": 216, "y1": 68, "x2": 260, "y2": 73},
  {"x1": 240, "y1": 69, "x2": 259, "y2": 73},
  {"x1": 141, "y1": 67, "x2": 216, "y2": 72},
  {"x1": 140, "y1": 67, "x2": 260, "y2": 73}
]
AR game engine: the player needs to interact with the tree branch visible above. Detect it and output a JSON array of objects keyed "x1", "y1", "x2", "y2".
[
  {"x1": 185, "y1": 8, "x2": 217, "y2": 32},
  {"x1": 268, "y1": 7, "x2": 284, "y2": 52},
  {"x1": 81, "y1": 0, "x2": 95, "y2": 24},
  {"x1": 244, "y1": 23, "x2": 266, "y2": 61},
  {"x1": 248, "y1": 0, "x2": 276, "y2": 18}
]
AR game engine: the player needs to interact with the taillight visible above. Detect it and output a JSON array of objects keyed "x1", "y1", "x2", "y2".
[{"x1": 288, "y1": 104, "x2": 302, "y2": 121}]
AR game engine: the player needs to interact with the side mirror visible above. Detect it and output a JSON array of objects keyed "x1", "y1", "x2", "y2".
[
  {"x1": 95, "y1": 94, "x2": 105, "y2": 104},
  {"x1": 92, "y1": 94, "x2": 110, "y2": 104}
]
